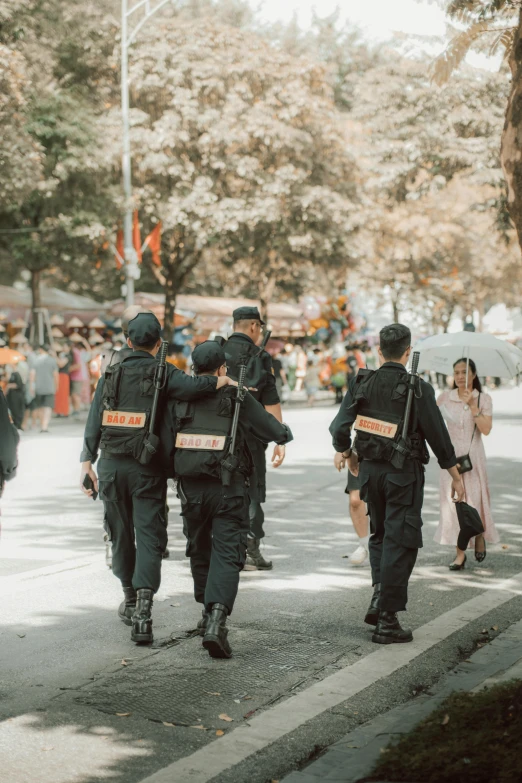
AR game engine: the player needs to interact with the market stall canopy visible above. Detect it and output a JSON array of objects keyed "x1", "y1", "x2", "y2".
[
  {"x1": 0, "y1": 285, "x2": 108, "y2": 314},
  {"x1": 109, "y1": 293, "x2": 305, "y2": 336},
  {"x1": 413, "y1": 331, "x2": 522, "y2": 380}
]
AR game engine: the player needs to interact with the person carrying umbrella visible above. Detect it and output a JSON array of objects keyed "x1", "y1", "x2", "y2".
[
  {"x1": 435, "y1": 357, "x2": 498, "y2": 569},
  {"x1": 413, "y1": 330, "x2": 521, "y2": 569}
]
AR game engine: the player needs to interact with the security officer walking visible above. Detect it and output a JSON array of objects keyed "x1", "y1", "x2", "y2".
[
  {"x1": 80, "y1": 313, "x2": 236, "y2": 644},
  {"x1": 0, "y1": 388, "x2": 19, "y2": 500},
  {"x1": 330, "y1": 324, "x2": 465, "y2": 645},
  {"x1": 101, "y1": 305, "x2": 171, "y2": 566},
  {"x1": 174, "y1": 341, "x2": 293, "y2": 658},
  {"x1": 224, "y1": 306, "x2": 285, "y2": 570},
  {"x1": 175, "y1": 341, "x2": 292, "y2": 658}
]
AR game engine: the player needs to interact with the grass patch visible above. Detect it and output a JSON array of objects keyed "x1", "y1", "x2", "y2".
[{"x1": 368, "y1": 680, "x2": 522, "y2": 783}]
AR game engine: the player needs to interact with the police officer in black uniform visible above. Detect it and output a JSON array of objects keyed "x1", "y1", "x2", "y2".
[
  {"x1": 175, "y1": 341, "x2": 292, "y2": 658},
  {"x1": 0, "y1": 388, "x2": 19, "y2": 500},
  {"x1": 224, "y1": 306, "x2": 284, "y2": 570},
  {"x1": 101, "y1": 305, "x2": 172, "y2": 565},
  {"x1": 80, "y1": 313, "x2": 237, "y2": 644},
  {"x1": 330, "y1": 324, "x2": 465, "y2": 644}
]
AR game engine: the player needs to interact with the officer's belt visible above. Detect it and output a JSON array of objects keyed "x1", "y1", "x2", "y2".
[
  {"x1": 176, "y1": 433, "x2": 226, "y2": 450},
  {"x1": 102, "y1": 410, "x2": 146, "y2": 428},
  {"x1": 354, "y1": 414, "x2": 398, "y2": 439}
]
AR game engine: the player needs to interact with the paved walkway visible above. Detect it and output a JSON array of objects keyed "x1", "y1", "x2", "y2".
[
  {"x1": 281, "y1": 616, "x2": 522, "y2": 782},
  {"x1": 0, "y1": 387, "x2": 521, "y2": 783}
]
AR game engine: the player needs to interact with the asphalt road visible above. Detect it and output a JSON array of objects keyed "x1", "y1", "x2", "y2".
[{"x1": 1, "y1": 386, "x2": 522, "y2": 783}]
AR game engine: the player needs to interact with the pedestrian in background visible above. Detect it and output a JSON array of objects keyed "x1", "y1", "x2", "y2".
[
  {"x1": 436, "y1": 357, "x2": 497, "y2": 569},
  {"x1": 54, "y1": 344, "x2": 72, "y2": 417},
  {"x1": 69, "y1": 340, "x2": 88, "y2": 416},
  {"x1": 29, "y1": 345, "x2": 59, "y2": 433},
  {"x1": 304, "y1": 359, "x2": 319, "y2": 406},
  {"x1": 5, "y1": 364, "x2": 25, "y2": 429}
]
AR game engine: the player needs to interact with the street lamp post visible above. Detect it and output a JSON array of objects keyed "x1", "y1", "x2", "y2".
[{"x1": 120, "y1": 0, "x2": 172, "y2": 307}]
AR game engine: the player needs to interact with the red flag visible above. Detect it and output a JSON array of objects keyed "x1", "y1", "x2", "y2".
[
  {"x1": 133, "y1": 210, "x2": 142, "y2": 263},
  {"x1": 143, "y1": 222, "x2": 162, "y2": 267},
  {"x1": 115, "y1": 229, "x2": 124, "y2": 270}
]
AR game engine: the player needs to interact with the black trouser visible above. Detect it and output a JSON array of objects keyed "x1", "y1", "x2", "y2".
[
  {"x1": 248, "y1": 439, "x2": 267, "y2": 539},
  {"x1": 179, "y1": 477, "x2": 249, "y2": 614},
  {"x1": 359, "y1": 460, "x2": 425, "y2": 613},
  {"x1": 98, "y1": 456, "x2": 168, "y2": 593}
]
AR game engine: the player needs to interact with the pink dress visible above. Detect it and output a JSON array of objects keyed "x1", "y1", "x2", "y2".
[{"x1": 434, "y1": 389, "x2": 499, "y2": 545}]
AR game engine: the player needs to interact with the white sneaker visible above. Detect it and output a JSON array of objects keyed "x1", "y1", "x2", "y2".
[{"x1": 348, "y1": 544, "x2": 369, "y2": 566}]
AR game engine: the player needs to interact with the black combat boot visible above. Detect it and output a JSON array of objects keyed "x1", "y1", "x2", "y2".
[
  {"x1": 202, "y1": 603, "x2": 232, "y2": 659},
  {"x1": 118, "y1": 584, "x2": 137, "y2": 626},
  {"x1": 246, "y1": 537, "x2": 273, "y2": 570},
  {"x1": 197, "y1": 609, "x2": 209, "y2": 637},
  {"x1": 372, "y1": 610, "x2": 413, "y2": 645},
  {"x1": 131, "y1": 588, "x2": 154, "y2": 644},
  {"x1": 364, "y1": 583, "x2": 381, "y2": 626}
]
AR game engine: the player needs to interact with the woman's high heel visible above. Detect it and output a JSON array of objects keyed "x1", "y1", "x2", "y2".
[
  {"x1": 449, "y1": 554, "x2": 467, "y2": 571},
  {"x1": 475, "y1": 540, "x2": 487, "y2": 563}
]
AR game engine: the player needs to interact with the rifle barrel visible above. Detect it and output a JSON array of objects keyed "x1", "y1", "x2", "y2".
[
  {"x1": 149, "y1": 340, "x2": 168, "y2": 433},
  {"x1": 400, "y1": 351, "x2": 420, "y2": 441},
  {"x1": 229, "y1": 363, "x2": 247, "y2": 454}
]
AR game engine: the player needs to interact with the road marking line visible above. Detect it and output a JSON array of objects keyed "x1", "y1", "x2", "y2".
[
  {"x1": 139, "y1": 571, "x2": 522, "y2": 783},
  {"x1": 0, "y1": 556, "x2": 96, "y2": 587}
]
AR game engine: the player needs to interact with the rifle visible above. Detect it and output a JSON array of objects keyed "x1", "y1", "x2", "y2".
[
  {"x1": 257, "y1": 329, "x2": 272, "y2": 356},
  {"x1": 139, "y1": 340, "x2": 168, "y2": 465},
  {"x1": 221, "y1": 360, "x2": 248, "y2": 487},
  {"x1": 390, "y1": 350, "x2": 420, "y2": 470}
]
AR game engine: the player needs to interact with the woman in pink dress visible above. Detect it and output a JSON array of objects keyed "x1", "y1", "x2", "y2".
[{"x1": 435, "y1": 357, "x2": 498, "y2": 569}]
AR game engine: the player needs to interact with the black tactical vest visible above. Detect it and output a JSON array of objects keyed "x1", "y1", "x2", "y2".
[
  {"x1": 353, "y1": 367, "x2": 428, "y2": 464},
  {"x1": 174, "y1": 387, "x2": 252, "y2": 481},
  {"x1": 223, "y1": 336, "x2": 269, "y2": 403},
  {"x1": 99, "y1": 357, "x2": 156, "y2": 459}
]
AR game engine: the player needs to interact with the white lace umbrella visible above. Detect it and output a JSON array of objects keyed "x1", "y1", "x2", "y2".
[{"x1": 413, "y1": 331, "x2": 522, "y2": 380}]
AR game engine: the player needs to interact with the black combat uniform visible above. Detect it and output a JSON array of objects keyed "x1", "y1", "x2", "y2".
[
  {"x1": 224, "y1": 306, "x2": 281, "y2": 569},
  {"x1": 330, "y1": 361, "x2": 457, "y2": 643},
  {"x1": 0, "y1": 389, "x2": 19, "y2": 498},
  {"x1": 175, "y1": 341, "x2": 292, "y2": 658},
  {"x1": 80, "y1": 313, "x2": 220, "y2": 644}
]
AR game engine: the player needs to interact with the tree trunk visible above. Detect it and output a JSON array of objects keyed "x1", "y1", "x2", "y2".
[
  {"x1": 163, "y1": 262, "x2": 177, "y2": 344},
  {"x1": 500, "y1": 9, "x2": 522, "y2": 252},
  {"x1": 258, "y1": 273, "x2": 276, "y2": 324},
  {"x1": 30, "y1": 268, "x2": 42, "y2": 331}
]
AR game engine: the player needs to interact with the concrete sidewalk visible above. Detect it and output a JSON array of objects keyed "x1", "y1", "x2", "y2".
[{"x1": 282, "y1": 618, "x2": 522, "y2": 782}]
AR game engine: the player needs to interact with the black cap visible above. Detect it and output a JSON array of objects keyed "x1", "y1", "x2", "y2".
[
  {"x1": 127, "y1": 312, "x2": 162, "y2": 347},
  {"x1": 192, "y1": 341, "x2": 227, "y2": 373},
  {"x1": 232, "y1": 306, "x2": 266, "y2": 325}
]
